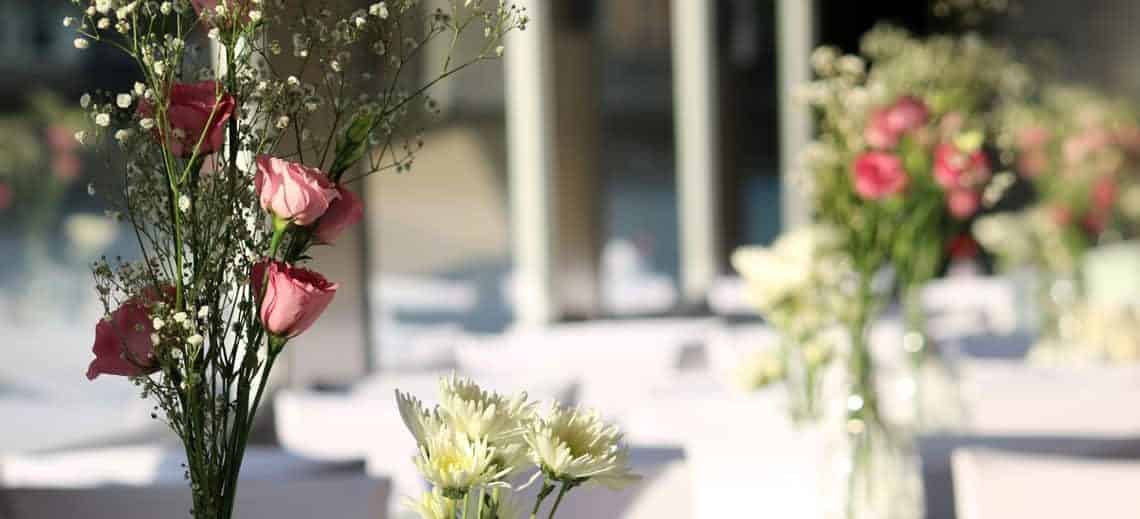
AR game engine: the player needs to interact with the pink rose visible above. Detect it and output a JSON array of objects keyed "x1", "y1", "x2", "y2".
[
  {"x1": 852, "y1": 152, "x2": 908, "y2": 200},
  {"x1": 45, "y1": 125, "x2": 78, "y2": 154},
  {"x1": 53, "y1": 154, "x2": 81, "y2": 181},
  {"x1": 314, "y1": 186, "x2": 365, "y2": 244},
  {"x1": 86, "y1": 288, "x2": 172, "y2": 380},
  {"x1": 946, "y1": 189, "x2": 981, "y2": 220},
  {"x1": 1092, "y1": 176, "x2": 1118, "y2": 212},
  {"x1": 934, "y1": 143, "x2": 990, "y2": 189},
  {"x1": 1017, "y1": 125, "x2": 1051, "y2": 151},
  {"x1": 1084, "y1": 209, "x2": 1110, "y2": 235},
  {"x1": 191, "y1": 0, "x2": 253, "y2": 29},
  {"x1": 864, "y1": 96, "x2": 930, "y2": 150},
  {"x1": 1017, "y1": 149, "x2": 1048, "y2": 178},
  {"x1": 253, "y1": 261, "x2": 338, "y2": 338},
  {"x1": 1062, "y1": 127, "x2": 1111, "y2": 165},
  {"x1": 947, "y1": 234, "x2": 979, "y2": 260},
  {"x1": 139, "y1": 81, "x2": 236, "y2": 158},
  {"x1": 255, "y1": 155, "x2": 340, "y2": 226}
]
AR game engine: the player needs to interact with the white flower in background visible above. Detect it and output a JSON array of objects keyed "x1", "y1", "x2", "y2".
[
  {"x1": 74, "y1": 38, "x2": 90, "y2": 50},
  {"x1": 64, "y1": 214, "x2": 119, "y2": 259},
  {"x1": 403, "y1": 488, "x2": 458, "y2": 519},
  {"x1": 734, "y1": 348, "x2": 785, "y2": 391},
  {"x1": 523, "y1": 404, "x2": 639, "y2": 489},
  {"x1": 414, "y1": 427, "x2": 509, "y2": 495},
  {"x1": 731, "y1": 247, "x2": 811, "y2": 310},
  {"x1": 396, "y1": 389, "x2": 441, "y2": 446},
  {"x1": 438, "y1": 374, "x2": 534, "y2": 442},
  {"x1": 178, "y1": 195, "x2": 191, "y2": 213},
  {"x1": 370, "y1": 2, "x2": 389, "y2": 19}
]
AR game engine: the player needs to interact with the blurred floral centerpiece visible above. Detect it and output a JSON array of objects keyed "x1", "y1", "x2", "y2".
[
  {"x1": 789, "y1": 25, "x2": 1029, "y2": 518},
  {"x1": 67, "y1": 0, "x2": 526, "y2": 518}
]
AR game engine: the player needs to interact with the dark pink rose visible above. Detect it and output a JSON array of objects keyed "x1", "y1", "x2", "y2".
[
  {"x1": 864, "y1": 96, "x2": 929, "y2": 150},
  {"x1": 139, "y1": 81, "x2": 236, "y2": 158},
  {"x1": 947, "y1": 234, "x2": 979, "y2": 259},
  {"x1": 1084, "y1": 210, "x2": 1109, "y2": 235},
  {"x1": 314, "y1": 186, "x2": 364, "y2": 244},
  {"x1": 946, "y1": 189, "x2": 981, "y2": 220},
  {"x1": 253, "y1": 261, "x2": 338, "y2": 338},
  {"x1": 1092, "y1": 176, "x2": 1118, "y2": 212},
  {"x1": 255, "y1": 155, "x2": 340, "y2": 226},
  {"x1": 934, "y1": 143, "x2": 990, "y2": 189},
  {"x1": 86, "y1": 287, "x2": 173, "y2": 380},
  {"x1": 852, "y1": 152, "x2": 908, "y2": 200},
  {"x1": 191, "y1": 0, "x2": 253, "y2": 29}
]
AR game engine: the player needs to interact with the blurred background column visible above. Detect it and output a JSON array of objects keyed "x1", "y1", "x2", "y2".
[
  {"x1": 777, "y1": 0, "x2": 815, "y2": 230},
  {"x1": 671, "y1": 0, "x2": 723, "y2": 306},
  {"x1": 505, "y1": 0, "x2": 602, "y2": 325}
]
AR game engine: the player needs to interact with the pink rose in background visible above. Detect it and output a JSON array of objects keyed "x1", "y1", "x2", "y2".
[
  {"x1": 139, "y1": 81, "x2": 236, "y2": 158},
  {"x1": 864, "y1": 96, "x2": 930, "y2": 150},
  {"x1": 314, "y1": 186, "x2": 364, "y2": 244},
  {"x1": 253, "y1": 261, "x2": 338, "y2": 338},
  {"x1": 1062, "y1": 127, "x2": 1111, "y2": 165},
  {"x1": 934, "y1": 143, "x2": 990, "y2": 189},
  {"x1": 52, "y1": 154, "x2": 81, "y2": 181},
  {"x1": 1084, "y1": 210, "x2": 1110, "y2": 235},
  {"x1": 947, "y1": 234, "x2": 980, "y2": 260},
  {"x1": 1092, "y1": 176, "x2": 1118, "y2": 212},
  {"x1": 1052, "y1": 205, "x2": 1074, "y2": 226},
  {"x1": 946, "y1": 189, "x2": 981, "y2": 220},
  {"x1": 1114, "y1": 125, "x2": 1140, "y2": 155},
  {"x1": 1017, "y1": 149, "x2": 1049, "y2": 178},
  {"x1": 191, "y1": 0, "x2": 252, "y2": 28},
  {"x1": 1017, "y1": 125, "x2": 1051, "y2": 151},
  {"x1": 853, "y1": 152, "x2": 908, "y2": 200},
  {"x1": 86, "y1": 290, "x2": 170, "y2": 380},
  {"x1": 45, "y1": 125, "x2": 77, "y2": 154},
  {"x1": 255, "y1": 155, "x2": 340, "y2": 226}
]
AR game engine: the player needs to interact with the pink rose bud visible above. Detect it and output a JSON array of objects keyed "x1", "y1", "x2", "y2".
[
  {"x1": 1084, "y1": 209, "x2": 1110, "y2": 235},
  {"x1": 852, "y1": 151, "x2": 908, "y2": 200},
  {"x1": 191, "y1": 0, "x2": 253, "y2": 29},
  {"x1": 255, "y1": 155, "x2": 340, "y2": 226},
  {"x1": 934, "y1": 143, "x2": 990, "y2": 190},
  {"x1": 253, "y1": 261, "x2": 338, "y2": 338},
  {"x1": 314, "y1": 186, "x2": 365, "y2": 244},
  {"x1": 863, "y1": 96, "x2": 929, "y2": 150},
  {"x1": 946, "y1": 189, "x2": 981, "y2": 220},
  {"x1": 139, "y1": 81, "x2": 236, "y2": 158},
  {"x1": 86, "y1": 287, "x2": 172, "y2": 380},
  {"x1": 1092, "y1": 176, "x2": 1118, "y2": 212}
]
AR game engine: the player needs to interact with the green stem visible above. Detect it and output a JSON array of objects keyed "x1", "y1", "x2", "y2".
[
  {"x1": 546, "y1": 484, "x2": 571, "y2": 519},
  {"x1": 530, "y1": 480, "x2": 554, "y2": 519}
]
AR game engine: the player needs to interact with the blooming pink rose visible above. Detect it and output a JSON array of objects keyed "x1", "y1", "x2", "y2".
[
  {"x1": 253, "y1": 261, "x2": 338, "y2": 338},
  {"x1": 255, "y1": 155, "x2": 340, "y2": 226},
  {"x1": 934, "y1": 143, "x2": 990, "y2": 189},
  {"x1": 86, "y1": 287, "x2": 172, "y2": 380},
  {"x1": 864, "y1": 96, "x2": 929, "y2": 150},
  {"x1": 1017, "y1": 125, "x2": 1051, "y2": 151},
  {"x1": 191, "y1": 0, "x2": 253, "y2": 29},
  {"x1": 946, "y1": 189, "x2": 981, "y2": 220},
  {"x1": 314, "y1": 186, "x2": 365, "y2": 244},
  {"x1": 139, "y1": 81, "x2": 236, "y2": 158},
  {"x1": 852, "y1": 152, "x2": 908, "y2": 200}
]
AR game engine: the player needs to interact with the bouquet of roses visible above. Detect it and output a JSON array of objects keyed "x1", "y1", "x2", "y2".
[
  {"x1": 68, "y1": 1, "x2": 525, "y2": 517},
  {"x1": 396, "y1": 375, "x2": 638, "y2": 519},
  {"x1": 993, "y1": 85, "x2": 1140, "y2": 269}
]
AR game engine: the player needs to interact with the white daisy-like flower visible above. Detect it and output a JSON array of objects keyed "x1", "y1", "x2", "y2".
[
  {"x1": 395, "y1": 389, "x2": 441, "y2": 446},
  {"x1": 403, "y1": 488, "x2": 458, "y2": 519},
  {"x1": 438, "y1": 374, "x2": 534, "y2": 443},
  {"x1": 95, "y1": 113, "x2": 111, "y2": 127},
  {"x1": 524, "y1": 404, "x2": 639, "y2": 489},
  {"x1": 414, "y1": 427, "x2": 509, "y2": 495},
  {"x1": 74, "y1": 38, "x2": 90, "y2": 50}
]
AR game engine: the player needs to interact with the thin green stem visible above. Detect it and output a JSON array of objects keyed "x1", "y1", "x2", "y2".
[
  {"x1": 546, "y1": 484, "x2": 571, "y2": 519},
  {"x1": 530, "y1": 479, "x2": 554, "y2": 519}
]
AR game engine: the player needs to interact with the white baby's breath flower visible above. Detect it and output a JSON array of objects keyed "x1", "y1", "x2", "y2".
[
  {"x1": 523, "y1": 403, "x2": 639, "y2": 488},
  {"x1": 95, "y1": 0, "x2": 112, "y2": 14},
  {"x1": 198, "y1": 306, "x2": 210, "y2": 319},
  {"x1": 63, "y1": 16, "x2": 75, "y2": 27},
  {"x1": 153, "y1": 60, "x2": 166, "y2": 76},
  {"x1": 116, "y1": 93, "x2": 133, "y2": 109},
  {"x1": 160, "y1": 1, "x2": 172, "y2": 14},
  {"x1": 403, "y1": 488, "x2": 458, "y2": 519},
  {"x1": 80, "y1": 93, "x2": 92, "y2": 109},
  {"x1": 414, "y1": 427, "x2": 509, "y2": 495},
  {"x1": 97, "y1": 17, "x2": 111, "y2": 29},
  {"x1": 139, "y1": 118, "x2": 156, "y2": 130},
  {"x1": 249, "y1": 10, "x2": 262, "y2": 22},
  {"x1": 114, "y1": 129, "x2": 131, "y2": 142},
  {"x1": 178, "y1": 195, "x2": 191, "y2": 213},
  {"x1": 208, "y1": 28, "x2": 220, "y2": 40},
  {"x1": 370, "y1": 2, "x2": 389, "y2": 18},
  {"x1": 74, "y1": 130, "x2": 88, "y2": 144},
  {"x1": 187, "y1": 334, "x2": 204, "y2": 346},
  {"x1": 74, "y1": 38, "x2": 90, "y2": 49},
  {"x1": 95, "y1": 113, "x2": 111, "y2": 127},
  {"x1": 151, "y1": 333, "x2": 161, "y2": 346},
  {"x1": 172, "y1": 311, "x2": 188, "y2": 323},
  {"x1": 275, "y1": 115, "x2": 290, "y2": 129},
  {"x1": 133, "y1": 82, "x2": 146, "y2": 96},
  {"x1": 153, "y1": 318, "x2": 166, "y2": 330}
]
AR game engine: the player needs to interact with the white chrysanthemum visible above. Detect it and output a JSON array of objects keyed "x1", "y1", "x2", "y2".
[
  {"x1": 414, "y1": 427, "x2": 509, "y2": 494},
  {"x1": 395, "y1": 389, "x2": 441, "y2": 446},
  {"x1": 524, "y1": 404, "x2": 639, "y2": 489},
  {"x1": 438, "y1": 374, "x2": 534, "y2": 443},
  {"x1": 731, "y1": 247, "x2": 811, "y2": 310},
  {"x1": 403, "y1": 488, "x2": 458, "y2": 519}
]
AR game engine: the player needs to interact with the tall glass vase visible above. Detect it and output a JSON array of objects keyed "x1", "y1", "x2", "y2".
[
  {"x1": 832, "y1": 284, "x2": 922, "y2": 519},
  {"x1": 900, "y1": 285, "x2": 961, "y2": 432}
]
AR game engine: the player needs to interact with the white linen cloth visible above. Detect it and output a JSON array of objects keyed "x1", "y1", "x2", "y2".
[{"x1": 953, "y1": 448, "x2": 1140, "y2": 519}]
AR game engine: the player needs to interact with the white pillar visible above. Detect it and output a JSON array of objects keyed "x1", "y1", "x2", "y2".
[
  {"x1": 505, "y1": 0, "x2": 558, "y2": 326},
  {"x1": 777, "y1": 0, "x2": 815, "y2": 230},
  {"x1": 671, "y1": 0, "x2": 722, "y2": 305}
]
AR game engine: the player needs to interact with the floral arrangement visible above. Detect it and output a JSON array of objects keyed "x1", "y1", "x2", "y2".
[
  {"x1": 396, "y1": 375, "x2": 638, "y2": 519},
  {"x1": 68, "y1": 1, "x2": 525, "y2": 517},
  {"x1": 795, "y1": 26, "x2": 1027, "y2": 517},
  {"x1": 731, "y1": 224, "x2": 849, "y2": 420},
  {"x1": 990, "y1": 85, "x2": 1140, "y2": 272}
]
